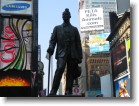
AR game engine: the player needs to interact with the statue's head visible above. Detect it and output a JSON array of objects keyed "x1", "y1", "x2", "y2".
[{"x1": 62, "y1": 8, "x2": 71, "y2": 21}]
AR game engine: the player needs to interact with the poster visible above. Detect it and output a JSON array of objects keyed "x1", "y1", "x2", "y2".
[
  {"x1": 112, "y1": 41, "x2": 128, "y2": 79},
  {"x1": 114, "y1": 75, "x2": 130, "y2": 97},
  {"x1": 0, "y1": 0, "x2": 32, "y2": 15}
]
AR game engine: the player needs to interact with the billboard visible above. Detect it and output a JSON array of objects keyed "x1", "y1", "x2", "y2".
[
  {"x1": 114, "y1": 75, "x2": 130, "y2": 97},
  {"x1": 79, "y1": 8, "x2": 104, "y2": 32},
  {"x1": 0, "y1": 0, "x2": 32, "y2": 15},
  {"x1": 0, "y1": 17, "x2": 32, "y2": 71},
  {"x1": 88, "y1": 33, "x2": 110, "y2": 53},
  {"x1": 112, "y1": 41, "x2": 128, "y2": 79}
]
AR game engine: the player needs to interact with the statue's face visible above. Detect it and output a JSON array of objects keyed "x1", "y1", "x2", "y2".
[{"x1": 62, "y1": 13, "x2": 71, "y2": 21}]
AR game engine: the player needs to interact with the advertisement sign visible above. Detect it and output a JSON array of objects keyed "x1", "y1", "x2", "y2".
[
  {"x1": 0, "y1": 0, "x2": 32, "y2": 15},
  {"x1": 114, "y1": 75, "x2": 130, "y2": 97},
  {"x1": 0, "y1": 17, "x2": 32, "y2": 71},
  {"x1": 112, "y1": 41, "x2": 128, "y2": 79},
  {"x1": 88, "y1": 33, "x2": 110, "y2": 53},
  {"x1": 79, "y1": 8, "x2": 104, "y2": 32}
]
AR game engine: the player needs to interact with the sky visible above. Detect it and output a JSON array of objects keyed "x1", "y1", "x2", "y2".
[{"x1": 38, "y1": 0, "x2": 80, "y2": 91}]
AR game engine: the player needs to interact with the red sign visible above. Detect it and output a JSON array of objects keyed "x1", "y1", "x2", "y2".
[
  {"x1": 73, "y1": 87, "x2": 79, "y2": 95},
  {"x1": 0, "y1": 26, "x2": 16, "y2": 63}
]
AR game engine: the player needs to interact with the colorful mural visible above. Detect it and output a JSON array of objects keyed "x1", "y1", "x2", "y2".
[{"x1": 0, "y1": 17, "x2": 32, "y2": 71}]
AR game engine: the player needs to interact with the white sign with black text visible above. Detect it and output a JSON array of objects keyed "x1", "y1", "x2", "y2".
[{"x1": 79, "y1": 8, "x2": 104, "y2": 32}]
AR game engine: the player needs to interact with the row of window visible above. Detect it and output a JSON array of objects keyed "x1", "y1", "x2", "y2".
[
  {"x1": 89, "y1": 59, "x2": 109, "y2": 64},
  {"x1": 92, "y1": 2, "x2": 116, "y2": 4},
  {"x1": 90, "y1": 70, "x2": 110, "y2": 76}
]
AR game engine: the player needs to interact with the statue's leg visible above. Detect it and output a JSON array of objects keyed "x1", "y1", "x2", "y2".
[
  {"x1": 65, "y1": 58, "x2": 76, "y2": 95},
  {"x1": 50, "y1": 58, "x2": 66, "y2": 95}
]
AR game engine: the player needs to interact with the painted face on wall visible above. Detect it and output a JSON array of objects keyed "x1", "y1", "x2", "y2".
[{"x1": 22, "y1": 22, "x2": 32, "y2": 52}]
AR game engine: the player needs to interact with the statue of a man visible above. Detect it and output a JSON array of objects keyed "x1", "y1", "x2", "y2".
[{"x1": 47, "y1": 8, "x2": 82, "y2": 95}]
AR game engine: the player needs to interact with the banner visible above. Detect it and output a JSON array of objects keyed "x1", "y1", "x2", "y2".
[
  {"x1": 0, "y1": 0, "x2": 32, "y2": 15},
  {"x1": 0, "y1": 17, "x2": 32, "y2": 71},
  {"x1": 114, "y1": 75, "x2": 130, "y2": 97},
  {"x1": 112, "y1": 41, "x2": 128, "y2": 79},
  {"x1": 79, "y1": 8, "x2": 104, "y2": 32},
  {"x1": 88, "y1": 33, "x2": 110, "y2": 53}
]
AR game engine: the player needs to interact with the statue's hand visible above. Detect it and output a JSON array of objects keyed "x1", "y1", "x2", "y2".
[{"x1": 47, "y1": 47, "x2": 54, "y2": 56}]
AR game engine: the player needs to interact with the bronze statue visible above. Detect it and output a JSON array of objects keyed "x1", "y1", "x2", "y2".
[{"x1": 47, "y1": 8, "x2": 82, "y2": 95}]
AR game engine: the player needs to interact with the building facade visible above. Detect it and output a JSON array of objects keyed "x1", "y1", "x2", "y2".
[
  {"x1": 78, "y1": 0, "x2": 117, "y2": 96},
  {"x1": 86, "y1": 53, "x2": 111, "y2": 90},
  {"x1": 107, "y1": 11, "x2": 130, "y2": 97}
]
